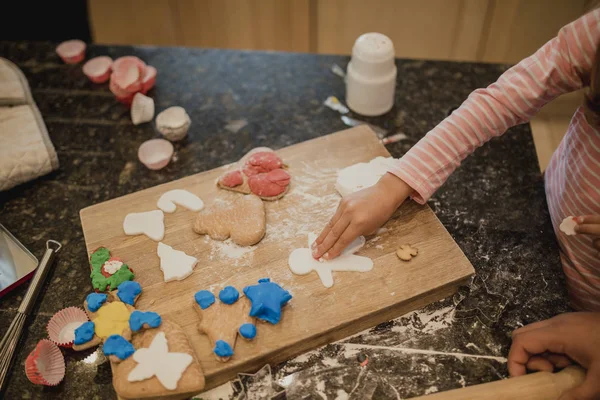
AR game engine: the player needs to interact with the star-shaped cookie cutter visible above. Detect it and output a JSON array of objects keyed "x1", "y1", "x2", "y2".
[{"x1": 230, "y1": 364, "x2": 286, "y2": 400}]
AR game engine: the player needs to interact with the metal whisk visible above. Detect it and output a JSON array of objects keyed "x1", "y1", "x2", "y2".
[{"x1": 0, "y1": 239, "x2": 62, "y2": 391}]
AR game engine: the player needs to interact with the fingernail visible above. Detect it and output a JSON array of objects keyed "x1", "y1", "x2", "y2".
[{"x1": 323, "y1": 252, "x2": 330, "y2": 260}]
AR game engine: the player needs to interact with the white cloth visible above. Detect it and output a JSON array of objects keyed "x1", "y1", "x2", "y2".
[{"x1": 0, "y1": 58, "x2": 58, "y2": 191}]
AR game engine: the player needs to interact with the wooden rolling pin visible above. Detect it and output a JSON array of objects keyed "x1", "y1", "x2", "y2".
[{"x1": 409, "y1": 366, "x2": 585, "y2": 400}]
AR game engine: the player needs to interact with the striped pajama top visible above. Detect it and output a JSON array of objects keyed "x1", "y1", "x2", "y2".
[{"x1": 389, "y1": 10, "x2": 600, "y2": 311}]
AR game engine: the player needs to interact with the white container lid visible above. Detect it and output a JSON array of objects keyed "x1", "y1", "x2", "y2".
[
  {"x1": 351, "y1": 33, "x2": 395, "y2": 77},
  {"x1": 346, "y1": 32, "x2": 396, "y2": 116}
]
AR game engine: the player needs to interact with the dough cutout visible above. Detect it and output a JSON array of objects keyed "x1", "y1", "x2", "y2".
[
  {"x1": 288, "y1": 233, "x2": 373, "y2": 288},
  {"x1": 217, "y1": 148, "x2": 291, "y2": 201},
  {"x1": 112, "y1": 319, "x2": 205, "y2": 397},
  {"x1": 123, "y1": 210, "x2": 165, "y2": 241},
  {"x1": 396, "y1": 244, "x2": 418, "y2": 261},
  {"x1": 193, "y1": 291, "x2": 254, "y2": 362},
  {"x1": 193, "y1": 194, "x2": 266, "y2": 246},
  {"x1": 127, "y1": 331, "x2": 193, "y2": 390},
  {"x1": 243, "y1": 278, "x2": 292, "y2": 324},
  {"x1": 336, "y1": 156, "x2": 396, "y2": 197},
  {"x1": 157, "y1": 242, "x2": 198, "y2": 282},
  {"x1": 560, "y1": 216, "x2": 577, "y2": 236},
  {"x1": 73, "y1": 289, "x2": 138, "y2": 352},
  {"x1": 157, "y1": 189, "x2": 204, "y2": 213},
  {"x1": 75, "y1": 282, "x2": 206, "y2": 397}
]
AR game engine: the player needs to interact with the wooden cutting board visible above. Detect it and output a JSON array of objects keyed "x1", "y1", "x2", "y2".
[{"x1": 80, "y1": 126, "x2": 474, "y2": 390}]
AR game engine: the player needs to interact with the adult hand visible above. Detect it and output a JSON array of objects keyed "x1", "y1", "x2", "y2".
[
  {"x1": 508, "y1": 312, "x2": 600, "y2": 400},
  {"x1": 312, "y1": 173, "x2": 413, "y2": 260}
]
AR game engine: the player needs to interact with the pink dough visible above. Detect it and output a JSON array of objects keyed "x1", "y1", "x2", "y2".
[
  {"x1": 242, "y1": 152, "x2": 283, "y2": 176},
  {"x1": 248, "y1": 169, "x2": 290, "y2": 197},
  {"x1": 266, "y1": 169, "x2": 290, "y2": 186},
  {"x1": 219, "y1": 170, "x2": 244, "y2": 187}
]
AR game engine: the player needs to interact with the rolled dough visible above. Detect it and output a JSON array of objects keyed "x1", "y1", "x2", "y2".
[{"x1": 335, "y1": 156, "x2": 396, "y2": 197}]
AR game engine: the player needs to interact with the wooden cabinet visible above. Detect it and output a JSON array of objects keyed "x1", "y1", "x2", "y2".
[
  {"x1": 88, "y1": 0, "x2": 310, "y2": 51},
  {"x1": 315, "y1": 0, "x2": 489, "y2": 61},
  {"x1": 480, "y1": 0, "x2": 586, "y2": 63},
  {"x1": 88, "y1": 0, "x2": 593, "y2": 63},
  {"x1": 88, "y1": 0, "x2": 181, "y2": 46},
  {"x1": 173, "y1": 0, "x2": 310, "y2": 51}
]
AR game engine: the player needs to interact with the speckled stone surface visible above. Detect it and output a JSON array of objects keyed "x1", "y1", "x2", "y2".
[{"x1": 0, "y1": 41, "x2": 568, "y2": 399}]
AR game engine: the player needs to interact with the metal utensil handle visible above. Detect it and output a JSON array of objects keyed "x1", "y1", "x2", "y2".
[
  {"x1": 17, "y1": 240, "x2": 61, "y2": 315},
  {"x1": 0, "y1": 240, "x2": 61, "y2": 392}
]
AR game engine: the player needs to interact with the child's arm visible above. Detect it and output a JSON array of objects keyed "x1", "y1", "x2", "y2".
[
  {"x1": 313, "y1": 10, "x2": 599, "y2": 260},
  {"x1": 389, "y1": 9, "x2": 597, "y2": 204}
]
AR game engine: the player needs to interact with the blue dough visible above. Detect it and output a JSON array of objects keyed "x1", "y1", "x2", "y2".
[
  {"x1": 243, "y1": 278, "x2": 292, "y2": 324},
  {"x1": 219, "y1": 286, "x2": 239, "y2": 304},
  {"x1": 86, "y1": 293, "x2": 107, "y2": 312},
  {"x1": 103, "y1": 335, "x2": 135, "y2": 360},
  {"x1": 129, "y1": 310, "x2": 162, "y2": 332},
  {"x1": 214, "y1": 340, "x2": 234, "y2": 358},
  {"x1": 74, "y1": 321, "x2": 95, "y2": 345},
  {"x1": 239, "y1": 323, "x2": 257, "y2": 340},
  {"x1": 194, "y1": 290, "x2": 215, "y2": 309},
  {"x1": 117, "y1": 281, "x2": 142, "y2": 305}
]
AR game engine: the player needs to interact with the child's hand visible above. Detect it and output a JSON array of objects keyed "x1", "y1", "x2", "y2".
[
  {"x1": 508, "y1": 312, "x2": 600, "y2": 400},
  {"x1": 575, "y1": 216, "x2": 600, "y2": 251},
  {"x1": 312, "y1": 173, "x2": 413, "y2": 260}
]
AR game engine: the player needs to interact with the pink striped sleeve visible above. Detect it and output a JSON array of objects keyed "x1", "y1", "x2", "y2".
[{"x1": 389, "y1": 10, "x2": 600, "y2": 204}]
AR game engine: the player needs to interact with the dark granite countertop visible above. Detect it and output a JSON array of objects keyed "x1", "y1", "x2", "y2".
[{"x1": 0, "y1": 41, "x2": 569, "y2": 399}]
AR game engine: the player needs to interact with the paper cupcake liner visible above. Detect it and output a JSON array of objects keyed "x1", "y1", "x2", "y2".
[
  {"x1": 25, "y1": 340, "x2": 66, "y2": 386},
  {"x1": 47, "y1": 307, "x2": 89, "y2": 348},
  {"x1": 156, "y1": 106, "x2": 191, "y2": 141},
  {"x1": 131, "y1": 93, "x2": 155, "y2": 126}
]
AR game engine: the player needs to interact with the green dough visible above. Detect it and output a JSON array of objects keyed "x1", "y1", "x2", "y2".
[
  {"x1": 89, "y1": 247, "x2": 135, "y2": 292},
  {"x1": 107, "y1": 266, "x2": 135, "y2": 290},
  {"x1": 90, "y1": 247, "x2": 111, "y2": 269}
]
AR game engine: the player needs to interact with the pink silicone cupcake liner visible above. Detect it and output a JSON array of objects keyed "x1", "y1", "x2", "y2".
[
  {"x1": 82, "y1": 56, "x2": 113, "y2": 84},
  {"x1": 55, "y1": 40, "x2": 86, "y2": 64},
  {"x1": 142, "y1": 65, "x2": 157, "y2": 92},
  {"x1": 47, "y1": 307, "x2": 89, "y2": 348},
  {"x1": 25, "y1": 340, "x2": 65, "y2": 386},
  {"x1": 138, "y1": 139, "x2": 174, "y2": 170},
  {"x1": 112, "y1": 58, "x2": 144, "y2": 92},
  {"x1": 112, "y1": 55, "x2": 146, "y2": 72}
]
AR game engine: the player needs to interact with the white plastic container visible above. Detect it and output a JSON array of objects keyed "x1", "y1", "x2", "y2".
[{"x1": 346, "y1": 33, "x2": 397, "y2": 116}]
